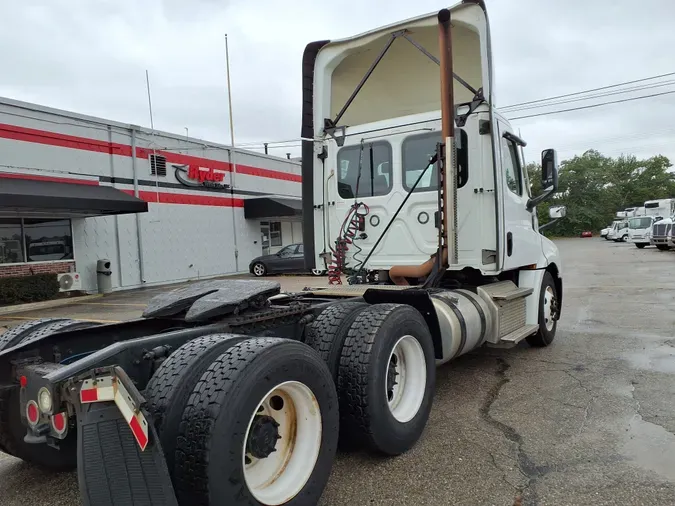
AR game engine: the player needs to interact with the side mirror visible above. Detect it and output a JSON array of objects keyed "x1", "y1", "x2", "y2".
[
  {"x1": 527, "y1": 148, "x2": 559, "y2": 212},
  {"x1": 549, "y1": 206, "x2": 566, "y2": 219},
  {"x1": 541, "y1": 149, "x2": 558, "y2": 191}
]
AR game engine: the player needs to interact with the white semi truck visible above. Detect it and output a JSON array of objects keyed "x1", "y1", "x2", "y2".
[{"x1": 0, "y1": 3, "x2": 565, "y2": 506}]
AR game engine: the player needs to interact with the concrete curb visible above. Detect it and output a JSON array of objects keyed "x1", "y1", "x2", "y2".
[{"x1": 0, "y1": 294, "x2": 104, "y2": 316}]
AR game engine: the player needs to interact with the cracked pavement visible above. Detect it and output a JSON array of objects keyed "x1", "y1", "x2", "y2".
[{"x1": 1, "y1": 239, "x2": 675, "y2": 505}]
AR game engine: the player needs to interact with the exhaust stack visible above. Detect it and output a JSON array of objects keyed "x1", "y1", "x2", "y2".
[
  {"x1": 389, "y1": 8, "x2": 457, "y2": 285},
  {"x1": 438, "y1": 7, "x2": 458, "y2": 267}
]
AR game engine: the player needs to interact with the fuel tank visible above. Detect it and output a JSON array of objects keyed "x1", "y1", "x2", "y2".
[{"x1": 431, "y1": 289, "x2": 494, "y2": 365}]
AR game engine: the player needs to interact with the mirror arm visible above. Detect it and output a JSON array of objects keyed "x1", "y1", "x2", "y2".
[
  {"x1": 526, "y1": 185, "x2": 555, "y2": 212},
  {"x1": 538, "y1": 217, "x2": 562, "y2": 232}
]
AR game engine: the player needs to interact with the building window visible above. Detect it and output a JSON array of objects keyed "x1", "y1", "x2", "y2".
[
  {"x1": 270, "y1": 222, "x2": 282, "y2": 247},
  {"x1": 150, "y1": 154, "x2": 167, "y2": 177},
  {"x1": 0, "y1": 218, "x2": 73, "y2": 264},
  {"x1": 0, "y1": 219, "x2": 24, "y2": 264},
  {"x1": 337, "y1": 141, "x2": 392, "y2": 199}
]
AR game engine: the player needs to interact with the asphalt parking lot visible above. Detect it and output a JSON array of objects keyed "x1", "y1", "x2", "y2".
[{"x1": 1, "y1": 239, "x2": 674, "y2": 506}]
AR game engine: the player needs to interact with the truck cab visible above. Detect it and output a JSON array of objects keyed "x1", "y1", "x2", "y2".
[
  {"x1": 651, "y1": 216, "x2": 673, "y2": 250},
  {"x1": 302, "y1": 2, "x2": 563, "y2": 287},
  {"x1": 607, "y1": 219, "x2": 629, "y2": 242},
  {"x1": 628, "y1": 215, "x2": 658, "y2": 248}
]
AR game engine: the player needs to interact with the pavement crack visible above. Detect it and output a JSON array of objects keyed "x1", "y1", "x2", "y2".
[{"x1": 480, "y1": 358, "x2": 548, "y2": 505}]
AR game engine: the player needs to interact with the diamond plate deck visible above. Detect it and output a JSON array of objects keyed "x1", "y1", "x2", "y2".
[{"x1": 143, "y1": 280, "x2": 281, "y2": 321}]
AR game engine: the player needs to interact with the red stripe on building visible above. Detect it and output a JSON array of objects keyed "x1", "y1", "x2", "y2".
[
  {"x1": 0, "y1": 171, "x2": 100, "y2": 186},
  {"x1": 122, "y1": 190, "x2": 245, "y2": 208},
  {"x1": 0, "y1": 123, "x2": 133, "y2": 156},
  {"x1": 0, "y1": 122, "x2": 301, "y2": 183},
  {"x1": 238, "y1": 165, "x2": 302, "y2": 182}
]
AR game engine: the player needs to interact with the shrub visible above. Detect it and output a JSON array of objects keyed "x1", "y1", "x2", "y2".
[{"x1": 0, "y1": 273, "x2": 60, "y2": 305}]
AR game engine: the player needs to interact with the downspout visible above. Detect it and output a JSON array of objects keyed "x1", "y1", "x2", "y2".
[
  {"x1": 131, "y1": 126, "x2": 146, "y2": 285},
  {"x1": 108, "y1": 125, "x2": 123, "y2": 289}
]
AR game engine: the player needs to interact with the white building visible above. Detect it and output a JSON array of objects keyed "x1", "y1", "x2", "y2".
[{"x1": 0, "y1": 96, "x2": 303, "y2": 293}]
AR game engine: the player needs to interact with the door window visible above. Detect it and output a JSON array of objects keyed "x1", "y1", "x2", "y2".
[
  {"x1": 295, "y1": 244, "x2": 304, "y2": 254},
  {"x1": 501, "y1": 137, "x2": 523, "y2": 196},
  {"x1": 337, "y1": 142, "x2": 392, "y2": 199}
]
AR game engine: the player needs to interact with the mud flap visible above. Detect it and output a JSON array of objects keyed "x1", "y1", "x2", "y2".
[{"x1": 77, "y1": 402, "x2": 178, "y2": 506}]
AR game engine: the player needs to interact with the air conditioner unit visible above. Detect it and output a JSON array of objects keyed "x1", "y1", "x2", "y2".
[{"x1": 57, "y1": 272, "x2": 83, "y2": 292}]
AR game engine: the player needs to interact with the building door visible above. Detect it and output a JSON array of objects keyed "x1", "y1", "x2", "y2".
[{"x1": 260, "y1": 223, "x2": 270, "y2": 255}]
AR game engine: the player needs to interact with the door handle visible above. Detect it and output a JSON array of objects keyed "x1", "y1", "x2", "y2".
[{"x1": 507, "y1": 232, "x2": 513, "y2": 257}]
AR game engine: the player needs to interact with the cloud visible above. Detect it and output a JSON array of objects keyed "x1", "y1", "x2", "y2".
[{"x1": 1, "y1": 0, "x2": 674, "y2": 162}]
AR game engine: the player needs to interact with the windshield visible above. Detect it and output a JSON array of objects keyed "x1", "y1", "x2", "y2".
[{"x1": 629, "y1": 217, "x2": 652, "y2": 229}]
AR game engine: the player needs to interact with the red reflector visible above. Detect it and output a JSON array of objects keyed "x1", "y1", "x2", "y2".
[
  {"x1": 80, "y1": 389, "x2": 98, "y2": 403},
  {"x1": 52, "y1": 412, "x2": 67, "y2": 433},
  {"x1": 26, "y1": 401, "x2": 39, "y2": 424},
  {"x1": 19, "y1": 376, "x2": 27, "y2": 388},
  {"x1": 129, "y1": 416, "x2": 148, "y2": 450}
]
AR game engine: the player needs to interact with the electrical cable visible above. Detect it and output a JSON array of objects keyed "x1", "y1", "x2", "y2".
[
  {"x1": 507, "y1": 89, "x2": 675, "y2": 121},
  {"x1": 500, "y1": 71, "x2": 675, "y2": 110}
]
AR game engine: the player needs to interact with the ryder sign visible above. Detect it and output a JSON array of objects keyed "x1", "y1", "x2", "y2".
[{"x1": 173, "y1": 164, "x2": 231, "y2": 190}]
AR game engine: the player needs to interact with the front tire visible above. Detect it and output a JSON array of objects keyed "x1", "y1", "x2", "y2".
[
  {"x1": 338, "y1": 304, "x2": 435, "y2": 456},
  {"x1": 174, "y1": 338, "x2": 338, "y2": 506},
  {"x1": 656, "y1": 245, "x2": 670, "y2": 251},
  {"x1": 621, "y1": 234, "x2": 629, "y2": 242},
  {"x1": 252, "y1": 262, "x2": 267, "y2": 277},
  {"x1": 636, "y1": 243, "x2": 646, "y2": 249},
  {"x1": 527, "y1": 271, "x2": 558, "y2": 348}
]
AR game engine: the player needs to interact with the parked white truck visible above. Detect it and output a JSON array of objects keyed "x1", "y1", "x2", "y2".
[
  {"x1": 0, "y1": 3, "x2": 565, "y2": 506},
  {"x1": 607, "y1": 219, "x2": 630, "y2": 242}
]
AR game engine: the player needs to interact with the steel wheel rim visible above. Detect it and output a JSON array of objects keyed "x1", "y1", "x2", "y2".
[
  {"x1": 543, "y1": 286, "x2": 555, "y2": 331},
  {"x1": 386, "y1": 335, "x2": 426, "y2": 423},
  {"x1": 243, "y1": 381, "x2": 322, "y2": 505},
  {"x1": 254, "y1": 264, "x2": 265, "y2": 276},
  {"x1": 311, "y1": 269, "x2": 324, "y2": 276}
]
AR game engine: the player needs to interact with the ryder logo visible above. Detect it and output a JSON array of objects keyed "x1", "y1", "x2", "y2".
[{"x1": 173, "y1": 164, "x2": 231, "y2": 190}]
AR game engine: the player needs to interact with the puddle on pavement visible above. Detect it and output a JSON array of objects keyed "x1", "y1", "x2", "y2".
[
  {"x1": 622, "y1": 413, "x2": 675, "y2": 481},
  {"x1": 623, "y1": 345, "x2": 675, "y2": 374}
]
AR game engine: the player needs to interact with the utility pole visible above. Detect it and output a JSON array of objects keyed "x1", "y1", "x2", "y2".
[{"x1": 225, "y1": 34, "x2": 239, "y2": 271}]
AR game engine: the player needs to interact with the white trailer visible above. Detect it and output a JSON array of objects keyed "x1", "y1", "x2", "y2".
[{"x1": 644, "y1": 198, "x2": 675, "y2": 217}]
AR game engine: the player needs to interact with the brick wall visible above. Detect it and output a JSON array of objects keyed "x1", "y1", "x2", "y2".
[{"x1": 0, "y1": 261, "x2": 75, "y2": 278}]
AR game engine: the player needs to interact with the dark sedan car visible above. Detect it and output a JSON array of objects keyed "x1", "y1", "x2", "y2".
[{"x1": 249, "y1": 243, "x2": 325, "y2": 277}]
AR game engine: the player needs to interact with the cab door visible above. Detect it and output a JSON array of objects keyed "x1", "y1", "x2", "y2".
[{"x1": 498, "y1": 120, "x2": 542, "y2": 270}]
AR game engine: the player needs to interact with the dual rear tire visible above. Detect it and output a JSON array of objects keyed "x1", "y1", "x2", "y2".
[
  {"x1": 306, "y1": 302, "x2": 436, "y2": 456},
  {"x1": 145, "y1": 335, "x2": 338, "y2": 506}
]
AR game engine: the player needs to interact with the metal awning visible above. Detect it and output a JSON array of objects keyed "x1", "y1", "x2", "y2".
[
  {"x1": 0, "y1": 177, "x2": 148, "y2": 218},
  {"x1": 244, "y1": 197, "x2": 303, "y2": 220}
]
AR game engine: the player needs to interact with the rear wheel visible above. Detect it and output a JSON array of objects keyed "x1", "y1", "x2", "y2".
[
  {"x1": 252, "y1": 262, "x2": 267, "y2": 277},
  {"x1": 527, "y1": 271, "x2": 558, "y2": 347},
  {"x1": 304, "y1": 302, "x2": 369, "y2": 381},
  {"x1": 144, "y1": 334, "x2": 248, "y2": 478},
  {"x1": 338, "y1": 304, "x2": 435, "y2": 456},
  {"x1": 174, "y1": 338, "x2": 338, "y2": 506},
  {"x1": 0, "y1": 318, "x2": 99, "y2": 471}
]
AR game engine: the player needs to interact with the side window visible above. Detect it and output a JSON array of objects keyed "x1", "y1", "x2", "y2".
[
  {"x1": 402, "y1": 130, "x2": 468, "y2": 192},
  {"x1": 337, "y1": 142, "x2": 392, "y2": 199},
  {"x1": 501, "y1": 136, "x2": 523, "y2": 196},
  {"x1": 295, "y1": 244, "x2": 304, "y2": 255}
]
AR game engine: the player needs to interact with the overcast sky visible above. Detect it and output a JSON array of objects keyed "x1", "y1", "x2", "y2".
[{"x1": 1, "y1": 0, "x2": 674, "y2": 164}]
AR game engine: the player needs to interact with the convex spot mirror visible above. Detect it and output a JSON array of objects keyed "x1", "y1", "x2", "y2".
[{"x1": 549, "y1": 206, "x2": 566, "y2": 219}]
